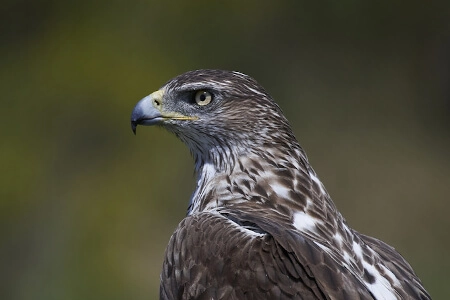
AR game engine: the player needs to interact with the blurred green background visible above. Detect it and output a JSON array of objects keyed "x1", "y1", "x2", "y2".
[{"x1": 1, "y1": 1, "x2": 449, "y2": 299}]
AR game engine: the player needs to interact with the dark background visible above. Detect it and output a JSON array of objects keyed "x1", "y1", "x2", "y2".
[{"x1": 1, "y1": 1, "x2": 449, "y2": 299}]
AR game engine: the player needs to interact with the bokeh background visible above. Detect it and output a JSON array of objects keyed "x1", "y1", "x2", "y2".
[{"x1": 1, "y1": 1, "x2": 449, "y2": 299}]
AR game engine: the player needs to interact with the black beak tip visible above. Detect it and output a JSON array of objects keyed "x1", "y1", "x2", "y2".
[{"x1": 131, "y1": 121, "x2": 137, "y2": 135}]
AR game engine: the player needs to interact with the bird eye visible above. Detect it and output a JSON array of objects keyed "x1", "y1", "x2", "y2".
[{"x1": 194, "y1": 90, "x2": 212, "y2": 106}]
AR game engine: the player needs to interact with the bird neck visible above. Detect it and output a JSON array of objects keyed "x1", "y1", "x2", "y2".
[{"x1": 187, "y1": 140, "x2": 332, "y2": 217}]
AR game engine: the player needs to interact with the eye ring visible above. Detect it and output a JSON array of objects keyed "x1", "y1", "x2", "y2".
[{"x1": 194, "y1": 90, "x2": 213, "y2": 106}]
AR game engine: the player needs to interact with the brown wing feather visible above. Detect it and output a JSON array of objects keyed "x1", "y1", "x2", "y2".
[
  {"x1": 160, "y1": 210, "x2": 376, "y2": 300},
  {"x1": 360, "y1": 234, "x2": 430, "y2": 299},
  {"x1": 225, "y1": 208, "x2": 376, "y2": 299}
]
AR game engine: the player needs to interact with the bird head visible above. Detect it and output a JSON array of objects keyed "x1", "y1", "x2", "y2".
[{"x1": 131, "y1": 69, "x2": 297, "y2": 170}]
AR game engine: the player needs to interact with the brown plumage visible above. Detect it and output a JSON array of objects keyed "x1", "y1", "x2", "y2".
[{"x1": 131, "y1": 69, "x2": 430, "y2": 299}]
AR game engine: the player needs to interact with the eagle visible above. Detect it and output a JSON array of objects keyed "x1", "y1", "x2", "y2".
[{"x1": 131, "y1": 69, "x2": 430, "y2": 299}]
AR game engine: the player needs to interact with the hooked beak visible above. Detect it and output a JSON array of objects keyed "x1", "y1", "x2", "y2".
[
  {"x1": 131, "y1": 89, "x2": 198, "y2": 134},
  {"x1": 130, "y1": 90, "x2": 165, "y2": 134}
]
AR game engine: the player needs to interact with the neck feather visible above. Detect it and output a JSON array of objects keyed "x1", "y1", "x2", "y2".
[{"x1": 187, "y1": 139, "x2": 325, "y2": 216}]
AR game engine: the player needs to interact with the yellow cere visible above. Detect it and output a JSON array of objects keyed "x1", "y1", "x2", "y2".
[
  {"x1": 150, "y1": 89, "x2": 165, "y2": 102},
  {"x1": 150, "y1": 89, "x2": 198, "y2": 121}
]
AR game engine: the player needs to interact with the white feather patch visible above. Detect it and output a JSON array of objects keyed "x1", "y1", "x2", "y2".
[
  {"x1": 293, "y1": 211, "x2": 318, "y2": 232},
  {"x1": 334, "y1": 232, "x2": 344, "y2": 247},
  {"x1": 352, "y1": 241, "x2": 364, "y2": 260},
  {"x1": 310, "y1": 173, "x2": 326, "y2": 194},
  {"x1": 380, "y1": 264, "x2": 401, "y2": 287},
  {"x1": 270, "y1": 183, "x2": 291, "y2": 199},
  {"x1": 362, "y1": 261, "x2": 397, "y2": 299}
]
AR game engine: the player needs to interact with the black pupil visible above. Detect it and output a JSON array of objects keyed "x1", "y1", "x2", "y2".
[{"x1": 200, "y1": 93, "x2": 206, "y2": 101}]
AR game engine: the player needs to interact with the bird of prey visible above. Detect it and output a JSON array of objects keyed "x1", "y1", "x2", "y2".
[{"x1": 131, "y1": 69, "x2": 430, "y2": 299}]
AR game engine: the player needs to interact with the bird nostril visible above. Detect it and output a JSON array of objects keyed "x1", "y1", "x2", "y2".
[{"x1": 154, "y1": 99, "x2": 161, "y2": 107}]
